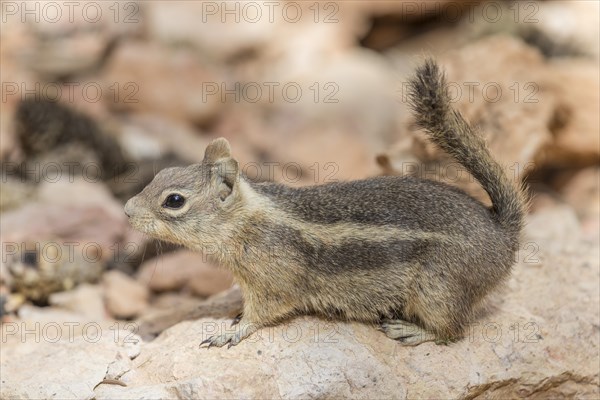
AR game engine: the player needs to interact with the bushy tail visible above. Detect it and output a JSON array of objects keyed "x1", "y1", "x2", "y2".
[{"x1": 407, "y1": 59, "x2": 526, "y2": 249}]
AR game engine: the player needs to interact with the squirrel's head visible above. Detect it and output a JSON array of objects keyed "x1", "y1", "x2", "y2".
[{"x1": 124, "y1": 138, "x2": 244, "y2": 250}]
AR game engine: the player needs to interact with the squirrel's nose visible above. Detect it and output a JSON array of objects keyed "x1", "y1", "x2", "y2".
[{"x1": 124, "y1": 199, "x2": 134, "y2": 218}]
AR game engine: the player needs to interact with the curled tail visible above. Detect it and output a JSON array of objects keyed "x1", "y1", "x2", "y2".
[{"x1": 407, "y1": 59, "x2": 526, "y2": 249}]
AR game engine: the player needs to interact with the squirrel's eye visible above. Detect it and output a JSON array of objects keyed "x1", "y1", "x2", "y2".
[{"x1": 163, "y1": 193, "x2": 185, "y2": 209}]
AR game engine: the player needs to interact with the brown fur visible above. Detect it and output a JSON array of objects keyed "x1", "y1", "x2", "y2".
[{"x1": 125, "y1": 60, "x2": 527, "y2": 347}]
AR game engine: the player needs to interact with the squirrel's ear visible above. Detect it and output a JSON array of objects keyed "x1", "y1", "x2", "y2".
[
  {"x1": 212, "y1": 157, "x2": 239, "y2": 202},
  {"x1": 203, "y1": 138, "x2": 231, "y2": 164},
  {"x1": 204, "y1": 138, "x2": 239, "y2": 201}
]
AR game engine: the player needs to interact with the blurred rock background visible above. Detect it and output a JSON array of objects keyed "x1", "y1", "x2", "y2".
[{"x1": 0, "y1": 1, "x2": 598, "y2": 398}]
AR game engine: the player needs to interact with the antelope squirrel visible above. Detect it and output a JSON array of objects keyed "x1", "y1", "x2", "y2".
[{"x1": 125, "y1": 60, "x2": 526, "y2": 348}]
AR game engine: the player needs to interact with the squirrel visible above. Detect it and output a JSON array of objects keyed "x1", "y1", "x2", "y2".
[{"x1": 124, "y1": 59, "x2": 527, "y2": 348}]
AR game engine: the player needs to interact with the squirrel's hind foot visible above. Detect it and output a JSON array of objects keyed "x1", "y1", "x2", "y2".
[{"x1": 379, "y1": 319, "x2": 437, "y2": 346}]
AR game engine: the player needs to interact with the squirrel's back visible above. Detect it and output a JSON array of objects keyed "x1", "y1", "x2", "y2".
[{"x1": 251, "y1": 176, "x2": 497, "y2": 235}]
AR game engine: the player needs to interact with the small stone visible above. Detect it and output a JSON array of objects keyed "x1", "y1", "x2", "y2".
[
  {"x1": 137, "y1": 250, "x2": 231, "y2": 295},
  {"x1": 49, "y1": 284, "x2": 106, "y2": 320},
  {"x1": 103, "y1": 270, "x2": 149, "y2": 319},
  {"x1": 187, "y1": 265, "x2": 234, "y2": 298},
  {"x1": 542, "y1": 60, "x2": 600, "y2": 169},
  {"x1": 562, "y1": 167, "x2": 600, "y2": 239}
]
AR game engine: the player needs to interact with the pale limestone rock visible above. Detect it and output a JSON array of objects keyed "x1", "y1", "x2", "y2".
[
  {"x1": 92, "y1": 208, "x2": 599, "y2": 399},
  {"x1": 227, "y1": 48, "x2": 399, "y2": 184},
  {"x1": 49, "y1": 283, "x2": 106, "y2": 320},
  {"x1": 117, "y1": 113, "x2": 211, "y2": 163},
  {"x1": 1, "y1": 178, "x2": 128, "y2": 302},
  {"x1": 143, "y1": 1, "x2": 274, "y2": 61},
  {"x1": 2, "y1": 201, "x2": 598, "y2": 398},
  {"x1": 0, "y1": 178, "x2": 128, "y2": 263},
  {"x1": 3, "y1": 1, "x2": 142, "y2": 78},
  {"x1": 0, "y1": 329, "x2": 142, "y2": 400},
  {"x1": 102, "y1": 42, "x2": 223, "y2": 125},
  {"x1": 136, "y1": 250, "x2": 233, "y2": 296},
  {"x1": 561, "y1": 167, "x2": 600, "y2": 240},
  {"x1": 541, "y1": 59, "x2": 600, "y2": 168},
  {"x1": 187, "y1": 266, "x2": 234, "y2": 298},
  {"x1": 103, "y1": 270, "x2": 149, "y2": 319}
]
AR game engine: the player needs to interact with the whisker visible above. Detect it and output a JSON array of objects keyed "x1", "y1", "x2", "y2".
[
  {"x1": 139, "y1": 234, "x2": 148, "y2": 265},
  {"x1": 146, "y1": 239, "x2": 162, "y2": 287}
]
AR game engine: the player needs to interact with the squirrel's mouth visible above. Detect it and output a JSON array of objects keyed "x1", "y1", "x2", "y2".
[
  {"x1": 127, "y1": 216, "x2": 184, "y2": 247},
  {"x1": 126, "y1": 215, "x2": 154, "y2": 235}
]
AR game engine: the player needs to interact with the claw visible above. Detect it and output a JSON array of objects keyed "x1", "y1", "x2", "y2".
[
  {"x1": 227, "y1": 342, "x2": 234, "y2": 349},
  {"x1": 231, "y1": 313, "x2": 242, "y2": 327},
  {"x1": 199, "y1": 336, "x2": 214, "y2": 348}
]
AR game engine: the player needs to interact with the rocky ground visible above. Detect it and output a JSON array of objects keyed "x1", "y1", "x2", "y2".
[
  {"x1": 1, "y1": 1, "x2": 599, "y2": 399},
  {"x1": 2, "y1": 205, "x2": 599, "y2": 399}
]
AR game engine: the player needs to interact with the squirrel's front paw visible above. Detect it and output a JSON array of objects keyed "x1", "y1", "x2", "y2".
[
  {"x1": 200, "y1": 332, "x2": 240, "y2": 349},
  {"x1": 199, "y1": 321, "x2": 258, "y2": 349}
]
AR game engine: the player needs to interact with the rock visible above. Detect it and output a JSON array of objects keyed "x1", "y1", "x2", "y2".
[
  {"x1": 2, "y1": 293, "x2": 25, "y2": 315},
  {"x1": 0, "y1": 33, "x2": 36, "y2": 162},
  {"x1": 1, "y1": 177, "x2": 128, "y2": 259},
  {"x1": 0, "y1": 202, "x2": 125, "y2": 260},
  {"x1": 0, "y1": 178, "x2": 36, "y2": 212},
  {"x1": 143, "y1": 1, "x2": 275, "y2": 61},
  {"x1": 432, "y1": 35, "x2": 556, "y2": 171},
  {"x1": 49, "y1": 284, "x2": 107, "y2": 320},
  {"x1": 103, "y1": 270, "x2": 149, "y2": 319},
  {"x1": 102, "y1": 42, "x2": 223, "y2": 125},
  {"x1": 5, "y1": 240, "x2": 104, "y2": 303},
  {"x1": 349, "y1": 0, "x2": 468, "y2": 20},
  {"x1": 532, "y1": 0, "x2": 600, "y2": 59},
  {"x1": 525, "y1": 205, "x2": 582, "y2": 253},
  {"x1": 136, "y1": 251, "x2": 202, "y2": 292},
  {"x1": 539, "y1": 59, "x2": 600, "y2": 168},
  {"x1": 93, "y1": 208, "x2": 600, "y2": 398},
  {"x1": 238, "y1": 121, "x2": 380, "y2": 185},
  {"x1": 135, "y1": 287, "x2": 242, "y2": 340},
  {"x1": 117, "y1": 113, "x2": 210, "y2": 163},
  {"x1": 187, "y1": 267, "x2": 234, "y2": 298},
  {"x1": 150, "y1": 292, "x2": 203, "y2": 311},
  {"x1": 36, "y1": 176, "x2": 126, "y2": 223},
  {"x1": 0, "y1": 328, "x2": 142, "y2": 399},
  {"x1": 2, "y1": 1, "x2": 141, "y2": 78},
  {"x1": 104, "y1": 273, "x2": 146, "y2": 316},
  {"x1": 137, "y1": 250, "x2": 233, "y2": 296},
  {"x1": 276, "y1": 48, "x2": 397, "y2": 143},
  {"x1": 10, "y1": 303, "x2": 112, "y2": 343},
  {"x1": 561, "y1": 167, "x2": 600, "y2": 239},
  {"x1": 0, "y1": 120, "x2": 20, "y2": 163},
  {"x1": 0, "y1": 178, "x2": 129, "y2": 302},
  {"x1": 220, "y1": 48, "x2": 399, "y2": 184}
]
